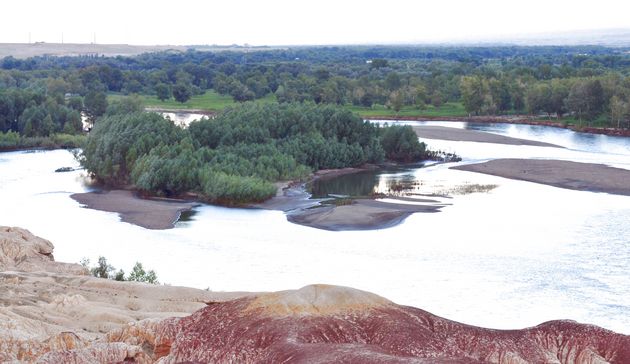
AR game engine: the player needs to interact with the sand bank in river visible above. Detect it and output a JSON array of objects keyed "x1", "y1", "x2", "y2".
[
  {"x1": 71, "y1": 190, "x2": 197, "y2": 229},
  {"x1": 452, "y1": 159, "x2": 630, "y2": 196},
  {"x1": 413, "y1": 125, "x2": 562, "y2": 147},
  {"x1": 287, "y1": 198, "x2": 445, "y2": 231}
]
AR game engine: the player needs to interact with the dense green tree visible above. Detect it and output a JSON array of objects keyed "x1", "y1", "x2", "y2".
[
  {"x1": 127, "y1": 262, "x2": 159, "y2": 284},
  {"x1": 83, "y1": 91, "x2": 108, "y2": 123},
  {"x1": 370, "y1": 59, "x2": 388, "y2": 69},
  {"x1": 155, "y1": 83, "x2": 172, "y2": 101},
  {"x1": 380, "y1": 125, "x2": 427, "y2": 162},
  {"x1": 67, "y1": 96, "x2": 83, "y2": 111},
  {"x1": 105, "y1": 95, "x2": 144, "y2": 116},
  {"x1": 566, "y1": 79, "x2": 605, "y2": 123},
  {"x1": 385, "y1": 72, "x2": 402, "y2": 91},
  {"x1": 81, "y1": 112, "x2": 184, "y2": 185},
  {"x1": 172, "y1": 83, "x2": 192, "y2": 103},
  {"x1": 609, "y1": 95, "x2": 629, "y2": 128},
  {"x1": 460, "y1": 76, "x2": 487, "y2": 115}
]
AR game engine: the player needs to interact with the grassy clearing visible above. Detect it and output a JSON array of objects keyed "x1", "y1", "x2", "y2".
[
  {"x1": 347, "y1": 102, "x2": 468, "y2": 118},
  {"x1": 109, "y1": 91, "x2": 276, "y2": 111}
]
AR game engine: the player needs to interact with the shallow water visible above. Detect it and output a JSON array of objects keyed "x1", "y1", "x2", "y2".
[
  {"x1": 0, "y1": 122, "x2": 629, "y2": 334},
  {"x1": 161, "y1": 112, "x2": 208, "y2": 127}
]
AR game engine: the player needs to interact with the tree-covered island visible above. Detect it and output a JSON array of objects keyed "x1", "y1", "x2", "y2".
[{"x1": 80, "y1": 102, "x2": 428, "y2": 205}]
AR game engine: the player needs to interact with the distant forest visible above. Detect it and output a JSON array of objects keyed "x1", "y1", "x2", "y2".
[{"x1": 2, "y1": 45, "x2": 630, "y2": 139}]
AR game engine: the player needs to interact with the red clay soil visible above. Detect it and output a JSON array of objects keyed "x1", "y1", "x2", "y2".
[{"x1": 95, "y1": 285, "x2": 629, "y2": 363}]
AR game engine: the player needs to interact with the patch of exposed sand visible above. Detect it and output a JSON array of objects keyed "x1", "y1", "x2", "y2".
[
  {"x1": 71, "y1": 190, "x2": 197, "y2": 230},
  {"x1": 413, "y1": 125, "x2": 562, "y2": 147},
  {"x1": 452, "y1": 159, "x2": 630, "y2": 196}
]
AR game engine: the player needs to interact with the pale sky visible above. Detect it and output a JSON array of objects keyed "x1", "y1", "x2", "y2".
[{"x1": 2, "y1": 0, "x2": 629, "y2": 45}]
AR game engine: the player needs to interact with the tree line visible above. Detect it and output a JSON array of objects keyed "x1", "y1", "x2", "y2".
[
  {"x1": 81, "y1": 103, "x2": 428, "y2": 204},
  {"x1": 2, "y1": 45, "x2": 630, "y2": 139}
]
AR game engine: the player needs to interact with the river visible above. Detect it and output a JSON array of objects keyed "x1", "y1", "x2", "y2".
[{"x1": 0, "y1": 121, "x2": 629, "y2": 334}]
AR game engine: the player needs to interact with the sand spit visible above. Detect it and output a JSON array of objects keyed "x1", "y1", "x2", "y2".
[
  {"x1": 413, "y1": 125, "x2": 562, "y2": 147},
  {"x1": 452, "y1": 159, "x2": 630, "y2": 196},
  {"x1": 71, "y1": 190, "x2": 197, "y2": 229},
  {"x1": 287, "y1": 198, "x2": 445, "y2": 231}
]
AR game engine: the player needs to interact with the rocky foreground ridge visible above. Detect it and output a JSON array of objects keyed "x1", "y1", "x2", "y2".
[{"x1": 1, "y1": 226, "x2": 629, "y2": 363}]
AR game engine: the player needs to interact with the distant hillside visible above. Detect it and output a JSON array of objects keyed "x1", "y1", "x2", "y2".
[
  {"x1": 0, "y1": 43, "x2": 279, "y2": 59},
  {"x1": 463, "y1": 28, "x2": 630, "y2": 47}
]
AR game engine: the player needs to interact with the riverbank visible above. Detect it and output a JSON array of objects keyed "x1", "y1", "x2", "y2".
[
  {"x1": 150, "y1": 104, "x2": 630, "y2": 138},
  {"x1": 412, "y1": 125, "x2": 562, "y2": 147},
  {"x1": 368, "y1": 114, "x2": 630, "y2": 137},
  {"x1": 71, "y1": 190, "x2": 198, "y2": 229},
  {"x1": 452, "y1": 159, "x2": 630, "y2": 196},
  {"x1": 0, "y1": 132, "x2": 86, "y2": 152}
]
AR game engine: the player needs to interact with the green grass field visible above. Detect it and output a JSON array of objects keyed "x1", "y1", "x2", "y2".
[
  {"x1": 108, "y1": 91, "x2": 275, "y2": 111},
  {"x1": 347, "y1": 102, "x2": 468, "y2": 118}
]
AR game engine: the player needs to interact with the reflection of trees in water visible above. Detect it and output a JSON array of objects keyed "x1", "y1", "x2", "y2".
[
  {"x1": 311, "y1": 171, "x2": 430, "y2": 198},
  {"x1": 385, "y1": 176, "x2": 421, "y2": 196},
  {"x1": 310, "y1": 172, "x2": 380, "y2": 198}
]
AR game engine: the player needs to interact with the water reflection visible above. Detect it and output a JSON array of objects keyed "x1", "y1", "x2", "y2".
[
  {"x1": 311, "y1": 164, "x2": 501, "y2": 199},
  {"x1": 161, "y1": 112, "x2": 209, "y2": 127}
]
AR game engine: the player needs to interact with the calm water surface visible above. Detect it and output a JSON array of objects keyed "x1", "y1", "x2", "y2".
[{"x1": 0, "y1": 121, "x2": 629, "y2": 334}]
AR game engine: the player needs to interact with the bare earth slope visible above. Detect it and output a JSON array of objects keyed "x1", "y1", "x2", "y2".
[
  {"x1": 3, "y1": 226, "x2": 629, "y2": 363},
  {"x1": 452, "y1": 159, "x2": 630, "y2": 196},
  {"x1": 88, "y1": 285, "x2": 629, "y2": 363},
  {"x1": 413, "y1": 125, "x2": 562, "y2": 147},
  {"x1": 0, "y1": 226, "x2": 251, "y2": 362}
]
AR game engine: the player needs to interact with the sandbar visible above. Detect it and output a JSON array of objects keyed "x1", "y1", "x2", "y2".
[
  {"x1": 413, "y1": 125, "x2": 562, "y2": 147},
  {"x1": 71, "y1": 190, "x2": 197, "y2": 229},
  {"x1": 452, "y1": 159, "x2": 630, "y2": 196},
  {"x1": 287, "y1": 198, "x2": 445, "y2": 231}
]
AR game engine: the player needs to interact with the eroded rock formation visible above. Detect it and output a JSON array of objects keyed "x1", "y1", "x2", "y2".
[
  {"x1": 0, "y1": 226, "x2": 249, "y2": 363},
  {"x1": 112, "y1": 285, "x2": 627, "y2": 364},
  {"x1": 2, "y1": 227, "x2": 629, "y2": 363}
]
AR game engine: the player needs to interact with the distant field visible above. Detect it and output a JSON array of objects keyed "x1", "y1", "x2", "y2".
[
  {"x1": 0, "y1": 43, "x2": 188, "y2": 59},
  {"x1": 108, "y1": 91, "x2": 275, "y2": 111}
]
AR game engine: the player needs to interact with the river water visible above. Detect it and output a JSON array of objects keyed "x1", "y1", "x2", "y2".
[{"x1": 1, "y1": 121, "x2": 629, "y2": 334}]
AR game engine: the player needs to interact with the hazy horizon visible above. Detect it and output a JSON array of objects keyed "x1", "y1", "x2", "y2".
[{"x1": 3, "y1": 0, "x2": 630, "y2": 46}]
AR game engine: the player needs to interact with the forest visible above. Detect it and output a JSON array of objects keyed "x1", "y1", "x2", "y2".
[{"x1": 1, "y1": 44, "x2": 630, "y2": 144}]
